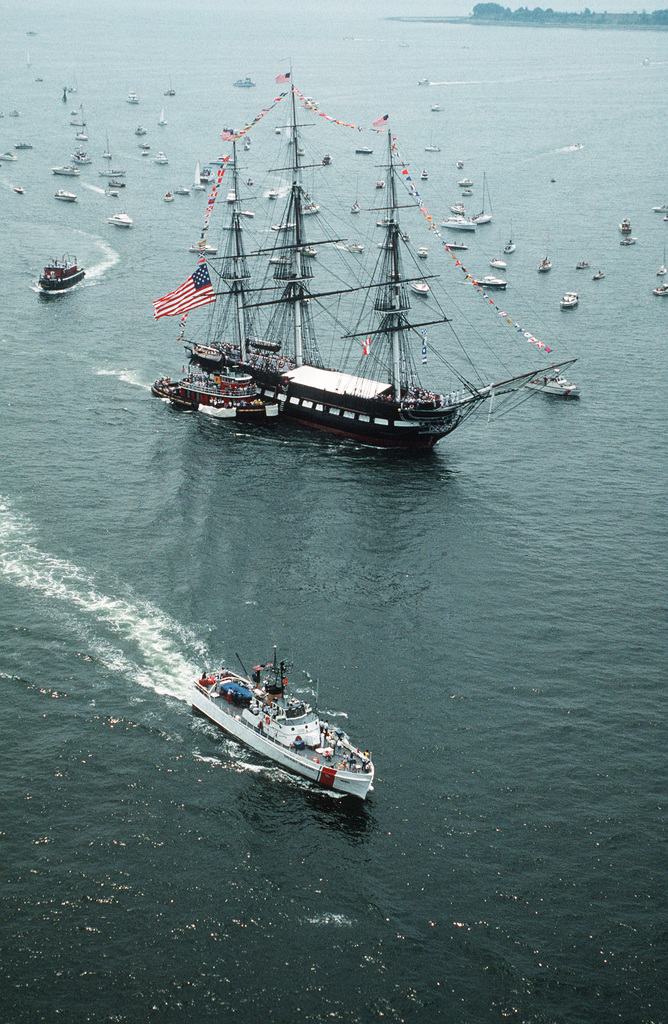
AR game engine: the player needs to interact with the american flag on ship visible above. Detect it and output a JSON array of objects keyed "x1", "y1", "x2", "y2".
[
  {"x1": 373, "y1": 114, "x2": 388, "y2": 128},
  {"x1": 152, "y1": 259, "x2": 215, "y2": 319},
  {"x1": 276, "y1": 72, "x2": 290, "y2": 84}
]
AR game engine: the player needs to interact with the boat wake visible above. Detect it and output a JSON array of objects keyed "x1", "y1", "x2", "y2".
[
  {"x1": 555, "y1": 143, "x2": 585, "y2": 153},
  {"x1": 81, "y1": 183, "x2": 107, "y2": 194},
  {"x1": 84, "y1": 237, "x2": 120, "y2": 280},
  {"x1": 95, "y1": 367, "x2": 152, "y2": 391},
  {"x1": 0, "y1": 497, "x2": 204, "y2": 703}
]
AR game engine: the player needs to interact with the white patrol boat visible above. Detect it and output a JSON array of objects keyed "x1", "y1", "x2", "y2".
[{"x1": 192, "y1": 650, "x2": 374, "y2": 800}]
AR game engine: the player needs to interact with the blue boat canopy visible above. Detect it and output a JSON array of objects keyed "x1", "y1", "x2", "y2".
[{"x1": 220, "y1": 680, "x2": 253, "y2": 700}]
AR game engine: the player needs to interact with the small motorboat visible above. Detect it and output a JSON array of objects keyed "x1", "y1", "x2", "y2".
[
  {"x1": 421, "y1": 170, "x2": 428, "y2": 180},
  {"x1": 576, "y1": 261, "x2": 589, "y2": 269},
  {"x1": 537, "y1": 257, "x2": 552, "y2": 272},
  {"x1": 188, "y1": 243, "x2": 217, "y2": 254},
  {"x1": 54, "y1": 189, "x2": 77, "y2": 202},
  {"x1": 127, "y1": 91, "x2": 140, "y2": 104},
  {"x1": 490, "y1": 258, "x2": 507, "y2": 270},
  {"x1": 346, "y1": 243, "x2": 364, "y2": 253},
  {"x1": 619, "y1": 218, "x2": 632, "y2": 234},
  {"x1": 560, "y1": 291, "x2": 579, "y2": 308},
  {"x1": 135, "y1": 126, "x2": 147, "y2": 136},
  {"x1": 472, "y1": 275, "x2": 507, "y2": 290},
  {"x1": 620, "y1": 237, "x2": 637, "y2": 246},
  {"x1": 503, "y1": 240, "x2": 516, "y2": 254},
  {"x1": 355, "y1": 146, "x2": 373, "y2": 155},
  {"x1": 174, "y1": 186, "x2": 190, "y2": 195},
  {"x1": 321, "y1": 154, "x2": 332, "y2": 165},
  {"x1": 14, "y1": 141, "x2": 33, "y2": 150},
  {"x1": 164, "y1": 191, "x2": 174, "y2": 202},
  {"x1": 0, "y1": 151, "x2": 18, "y2": 161},
  {"x1": 526, "y1": 375, "x2": 580, "y2": 398},
  {"x1": 411, "y1": 280, "x2": 430, "y2": 295},
  {"x1": 653, "y1": 283, "x2": 668, "y2": 296},
  {"x1": 375, "y1": 180, "x2": 385, "y2": 189},
  {"x1": 458, "y1": 178, "x2": 473, "y2": 188},
  {"x1": 108, "y1": 212, "x2": 133, "y2": 227},
  {"x1": 418, "y1": 246, "x2": 428, "y2": 259},
  {"x1": 13, "y1": 186, "x2": 25, "y2": 194},
  {"x1": 351, "y1": 201, "x2": 360, "y2": 214},
  {"x1": 593, "y1": 270, "x2": 605, "y2": 280},
  {"x1": 154, "y1": 151, "x2": 168, "y2": 164},
  {"x1": 233, "y1": 76, "x2": 256, "y2": 88},
  {"x1": 430, "y1": 104, "x2": 441, "y2": 112}
]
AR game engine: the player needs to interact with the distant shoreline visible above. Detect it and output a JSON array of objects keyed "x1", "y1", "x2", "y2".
[{"x1": 387, "y1": 6, "x2": 668, "y2": 30}]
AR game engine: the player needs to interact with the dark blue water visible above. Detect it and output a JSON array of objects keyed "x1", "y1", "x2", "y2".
[{"x1": 1, "y1": 4, "x2": 667, "y2": 1021}]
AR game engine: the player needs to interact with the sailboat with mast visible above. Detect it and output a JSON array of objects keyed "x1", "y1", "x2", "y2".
[{"x1": 227, "y1": 87, "x2": 571, "y2": 450}]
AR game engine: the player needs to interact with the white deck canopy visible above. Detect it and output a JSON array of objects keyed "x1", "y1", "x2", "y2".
[{"x1": 284, "y1": 365, "x2": 392, "y2": 400}]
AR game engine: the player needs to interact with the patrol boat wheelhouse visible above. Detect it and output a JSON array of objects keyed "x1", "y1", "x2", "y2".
[{"x1": 192, "y1": 650, "x2": 374, "y2": 799}]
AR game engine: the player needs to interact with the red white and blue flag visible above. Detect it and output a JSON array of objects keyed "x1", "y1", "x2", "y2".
[
  {"x1": 220, "y1": 128, "x2": 234, "y2": 141},
  {"x1": 153, "y1": 259, "x2": 215, "y2": 319},
  {"x1": 276, "y1": 72, "x2": 290, "y2": 84},
  {"x1": 373, "y1": 114, "x2": 388, "y2": 128}
]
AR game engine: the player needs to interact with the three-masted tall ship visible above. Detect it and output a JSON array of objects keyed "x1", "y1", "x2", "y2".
[{"x1": 184, "y1": 86, "x2": 572, "y2": 449}]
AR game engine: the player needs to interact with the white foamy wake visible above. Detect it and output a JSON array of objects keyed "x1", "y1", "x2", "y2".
[
  {"x1": 0, "y1": 498, "x2": 204, "y2": 703},
  {"x1": 95, "y1": 367, "x2": 152, "y2": 391},
  {"x1": 84, "y1": 238, "x2": 120, "y2": 281}
]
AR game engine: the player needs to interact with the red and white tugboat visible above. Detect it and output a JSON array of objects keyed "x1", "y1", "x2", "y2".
[
  {"x1": 38, "y1": 254, "x2": 85, "y2": 293},
  {"x1": 192, "y1": 648, "x2": 375, "y2": 800},
  {"x1": 158, "y1": 368, "x2": 279, "y2": 420}
]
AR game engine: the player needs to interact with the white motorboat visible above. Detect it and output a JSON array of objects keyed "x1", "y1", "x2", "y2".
[
  {"x1": 458, "y1": 177, "x2": 473, "y2": 188},
  {"x1": 0, "y1": 152, "x2": 18, "y2": 161},
  {"x1": 355, "y1": 146, "x2": 373, "y2": 155},
  {"x1": 619, "y1": 218, "x2": 632, "y2": 234},
  {"x1": 430, "y1": 104, "x2": 441, "y2": 111},
  {"x1": 451, "y1": 203, "x2": 466, "y2": 214},
  {"x1": 375, "y1": 180, "x2": 385, "y2": 189},
  {"x1": 421, "y1": 170, "x2": 428, "y2": 180},
  {"x1": 653, "y1": 283, "x2": 668, "y2": 296},
  {"x1": 445, "y1": 241, "x2": 468, "y2": 250},
  {"x1": 99, "y1": 168, "x2": 126, "y2": 177},
  {"x1": 473, "y1": 275, "x2": 506, "y2": 290},
  {"x1": 418, "y1": 246, "x2": 428, "y2": 259},
  {"x1": 267, "y1": 188, "x2": 279, "y2": 200},
  {"x1": 233, "y1": 76, "x2": 256, "y2": 87},
  {"x1": 174, "y1": 186, "x2": 190, "y2": 195},
  {"x1": 441, "y1": 214, "x2": 476, "y2": 232},
  {"x1": 127, "y1": 91, "x2": 139, "y2": 104},
  {"x1": 346, "y1": 243, "x2": 364, "y2": 253},
  {"x1": 154, "y1": 151, "x2": 168, "y2": 165},
  {"x1": 593, "y1": 270, "x2": 605, "y2": 280},
  {"x1": 301, "y1": 200, "x2": 320, "y2": 215},
  {"x1": 490, "y1": 258, "x2": 507, "y2": 269},
  {"x1": 192, "y1": 651, "x2": 374, "y2": 800},
  {"x1": 52, "y1": 165, "x2": 80, "y2": 176},
  {"x1": 189, "y1": 242, "x2": 217, "y2": 254},
  {"x1": 560, "y1": 291, "x2": 579, "y2": 308},
  {"x1": 164, "y1": 192, "x2": 174, "y2": 202},
  {"x1": 135, "y1": 126, "x2": 147, "y2": 136},
  {"x1": 411, "y1": 280, "x2": 430, "y2": 295},
  {"x1": 652, "y1": 203, "x2": 668, "y2": 213},
  {"x1": 526, "y1": 375, "x2": 580, "y2": 398},
  {"x1": 108, "y1": 212, "x2": 133, "y2": 227},
  {"x1": 54, "y1": 189, "x2": 77, "y2": 202},
  {"x1": 351, "y1": 201, "x2": 360, "y2": 214},
  {"x1": 424, "y1": 144, "x2": 441, "y2": 153},
  {"x1": 71, "y1": 149, "x2": 91, "y2": 164},
  {"x1": 620, "y1": 236, "x2": 637, "y2": 246}
]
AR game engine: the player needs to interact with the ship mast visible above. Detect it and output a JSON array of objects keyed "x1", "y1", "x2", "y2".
[{"x1": 219, "y1": 140, "x2": 252, "y2": 360}]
